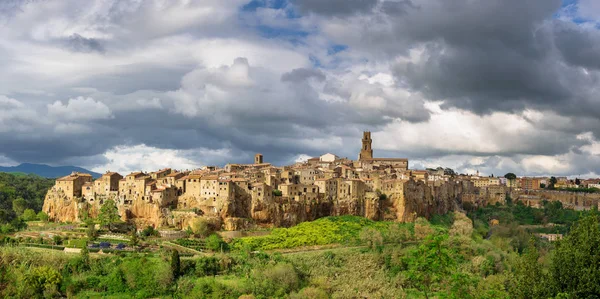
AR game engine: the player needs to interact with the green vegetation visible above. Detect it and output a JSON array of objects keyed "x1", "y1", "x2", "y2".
[
  {"x1": 2, "y1": 198, "x2": 600, "y2": 298},
  {"x1": 555, "y1": 187, "x2": 600, "y2": 193},
  {"x1": 230, "y1": 215, "x2": 413, "y2": 251},
  {"x1": 0, "y1": 172, "x2": 54, "y2": 233},
  {"x1": 98, "y1": 199, "x2": 120, "y2": 232}
]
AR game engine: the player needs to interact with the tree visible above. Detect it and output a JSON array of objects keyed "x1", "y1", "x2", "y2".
[
  {"x1": 575, "y1": 178, "x2": 581, "y2": 186},
  {"x1": 171, "y1": 249, "x2": 181, "y2": 279},
  {"x1": 272, "y1": 189, "x2": 282, "y2": 196},
  {"x1": 504, "y1": 173, "x2": 517, "y2": 180},
  {"x1": 359, "y1": 227, "x2": 383, "y2": 249},
  {"x1": 129, "y1": 229, "x2": 139, "y2": 247},
  {"x1": 549, "y1": 210, "x2": 600, "y2": 297},
  {"x1": 549, "y1": 177, "x2": 558, "y2": 189},
  {"x1": 190, "y1": 218, "x2": 214, "y2": 238},
  {"x1": 52, "y1": 235, "x2": 62, "y2": 245},
  {"x1": 404, "y1": 234, "x2": 454, "y2": 299},
  {"x1": 205, "y1": 233, "x2": 228, "y2": 252},
  {"x1": 37, "y1": 211, "x2": 49, "y2": 222},
  {"x1": 195, "y1": 257, "x2": 220, "y2": 277},
  {"x1": 86, "y1": 222, "x2": 98, "y2": 241},
  {"x1": 80, "y1": 245, "x2": 90, "y2": 268},
  {"x1": 509, "y1": 237, "x2": 550, "y2": 299},
  {"x1": 141, "y1": 225, "x2": 158, "y2": 238},
  {"x1": 21, "y1": 209, "x2": 37, "y2": 221},
  {"x1": 98, "y1": 199, "x2": 120, "y2": 232},
  {"x1": 11, "y1": 197, "x2": 27, "y2": 216}
]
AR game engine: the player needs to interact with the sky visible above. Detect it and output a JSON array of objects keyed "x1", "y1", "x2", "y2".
[{"x1": 0, "y1": 0, "x2": 600, "y2": 177}]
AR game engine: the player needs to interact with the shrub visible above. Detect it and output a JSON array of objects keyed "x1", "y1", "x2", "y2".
[
  {"x1": 290, "y1": 287, "x2": 329, "y2": 299},
  {"x1": 231, "y1": 216, "x2": 392, "y2": 251},
  {"x1": 171, "y1": 249, "x2": 180, "y2": 278},
  {"x1": 205, "y1": 234, "x2": 228, "y2": 252},
  {"x1": 37, "y1": 211, "x2": 49, "y2": 222},
  {"x1": 24, "y1": 266, "x2": 63, "y2": 297},
  {"x1": 196, "y1": 257, "x2": 220, "y2": 277},
  {"x1": 190, "y1": 218, "x2": 215, "y2": 238},
  {"x1": 359, "y1": 227, "x2": 383, "y2": 249},
  {"x1": 22, "y1": 209, "x2": 37, "y2": 221},
  {"x1": 252, "y1": 263, "x2": 299, "y2": 297},
  {"x1": 141, "y1": 226, "x2": 159, "y2": 238}
]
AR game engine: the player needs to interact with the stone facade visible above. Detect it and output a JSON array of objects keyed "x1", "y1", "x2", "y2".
[{"x1": 48, "y1": 133, "x2": 563, "y2": 231}]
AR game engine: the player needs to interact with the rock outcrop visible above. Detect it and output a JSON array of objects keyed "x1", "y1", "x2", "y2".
[{"x1": 44, "y1": 178, "x2": 461, "y2": 230}]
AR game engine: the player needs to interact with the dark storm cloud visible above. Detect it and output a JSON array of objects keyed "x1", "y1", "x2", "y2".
[
  {"x1": 65, "y1": 34, "x2": 105, "y2": 53},
  {"x1": 553, "y1": 21, "x2": 600, "y2": 70},
  {"x1": 335, "y1": 0, "x2": 600, "y2": 123},
  {"x1": 281, "y1": 68, "x2": 325, "y2": 82},
  {"x1": 294, "y1": 0, "x2": 378, "y2": 16}
]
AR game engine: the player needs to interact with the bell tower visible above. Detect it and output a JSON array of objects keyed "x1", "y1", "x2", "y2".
[{"x1": 359, "y1": 131, "x2": 373, "y2": 160}]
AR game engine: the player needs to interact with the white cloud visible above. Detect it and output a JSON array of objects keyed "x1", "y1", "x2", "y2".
[
  {"x1": 47, "y1": 97, "x2": 112, "y2": 121},
  {"x1": 93, "y1": 144, "x2": 199, "y2": 174}
]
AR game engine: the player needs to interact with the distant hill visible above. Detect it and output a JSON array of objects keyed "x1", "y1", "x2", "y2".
[{"x1": 0, "y1": 163, "x2": 101, "y2": 179}]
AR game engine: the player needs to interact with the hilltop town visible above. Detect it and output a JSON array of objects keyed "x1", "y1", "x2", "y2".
[{"x1": 42, "y1": 132, "x2": 600, "y2": 230}]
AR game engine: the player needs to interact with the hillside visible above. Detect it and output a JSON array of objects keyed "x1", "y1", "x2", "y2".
[{"x1": 0, "y1": 163, "x2": 100, "y2": 179}]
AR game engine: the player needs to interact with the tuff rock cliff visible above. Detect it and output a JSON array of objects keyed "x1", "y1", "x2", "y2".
[{"x1": 44, "y1": 179, "x2": 461, "y2": 230}]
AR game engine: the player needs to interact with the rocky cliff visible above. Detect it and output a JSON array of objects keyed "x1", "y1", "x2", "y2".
[{"x1": 43, "y1": 179, "x2": 460, "y2": 230}]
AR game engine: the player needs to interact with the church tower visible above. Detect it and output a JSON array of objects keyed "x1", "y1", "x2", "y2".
[{"x1": 359, "y1": 131, "x2": 373, "y2": 160}]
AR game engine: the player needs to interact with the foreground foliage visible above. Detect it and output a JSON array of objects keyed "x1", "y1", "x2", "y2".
[{"x1": 1, "y1": 202, "x2": 599, "y2": 298}]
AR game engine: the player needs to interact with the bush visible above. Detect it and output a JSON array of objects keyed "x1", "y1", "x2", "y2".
[
  {"x1": 141, "y1": 226, "x2": 159, "y2": 238},
  {"x1": 190, "y1": 218, "x2": 215, "y2": 238},
  {"x1": 290, "y1": 287, "x2": 329, "y2": 299},
  {"x1": 24, "y1": 266, "x2": 63, "y2": 297},
  {"x1": 196, "y1": 257, "x2": 220, "y2": 277},
  {"x1": 22, "y1": 209, "x2": 37, "y2": 221},
  {"x1": 37, "y1": 211, "x2": 49, "y2": 222},
  {"x1": 205, "y1": 234, "x2": 228, "y2": 252},
  {"x1": 251, "y1": 263, "x2": 299, "y2": 297},
  {"x1": 231, "y1": 216, "x2": 392, "y2": 251},
  {"x1": 359, "y1": 227, "x2": 383, "y2": 249}
]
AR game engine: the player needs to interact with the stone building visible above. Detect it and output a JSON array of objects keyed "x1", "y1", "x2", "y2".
[{"x1": 54, "y1": 172, "x2": 93, "y2": 200}]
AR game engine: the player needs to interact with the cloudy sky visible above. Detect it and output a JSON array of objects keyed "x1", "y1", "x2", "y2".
[{"x1": 0, "y1": 0, "x2": 599, "y2": 177}]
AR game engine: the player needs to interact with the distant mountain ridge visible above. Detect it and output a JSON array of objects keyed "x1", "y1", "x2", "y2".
[{"x1": 0, "y1": 163, "x2": 101, "y2": 179}]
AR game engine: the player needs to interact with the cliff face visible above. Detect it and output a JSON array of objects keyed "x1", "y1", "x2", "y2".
[
  {"x1": 43, "y1": 179, "x2": 460, "y2": 230},
  {"x1": 396, "y1": 180, "x2": 460, "y2": 222},
  {"x1": 42, "y1": 189, "x2": 80, "y2": 223}
]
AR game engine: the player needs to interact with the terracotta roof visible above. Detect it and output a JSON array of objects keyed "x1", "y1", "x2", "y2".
[
  {"x1": 56, "y1": 172, "x2": 93, "y2": 181},
  {"x1": 103, "y1": 172, "x2": 121, "y2": 177}
]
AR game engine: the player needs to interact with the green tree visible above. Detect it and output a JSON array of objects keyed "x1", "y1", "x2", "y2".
[
  {"x1": 195, "y1": 257, "x2": 220, "y2": 277},
  {"x1": 190, "y1": 218, "x2": 214, "y2": 238},
  {"x1": 21, "y1": 209, "x2": 37, "y2": 221},
  {"x1": 549, "y1": 210, "x2": 600, "y2": 297},
  {"x1": 37, "y1": 211, "x2": 49, "y2": 222},
  {"x1": 359, "y1": 227, "x2": 383, "y2": 249},
  {"x1": 205, "y1": 233, "x2": 228, "y2": 252},
  {"x1": 404, "y1": 234, "x2": 454, "y2": 299},
  {"x1": 24, "y1": 266, "x2": 62, "y2": 297},
  {"x1": 171, "y1": 249, "x2": 181, "y2": 279},
  {"x1": 549, "y1": 177, "x2": 557, "y2": 189},
  {"x1": 129, "y1": 229, "x2": 139, "y2": 247},
  {"x1": 80, "y1": 245, "x2": 90, "y2": 268},
  {"x1": 98, "y1": 199, "x2": 120, "y2": 232},
  {"x1": 52, "y1": 235, "x2": 62, "y2": 245},
  {"x1": 509, "y1": 237, "x2": 549, "y2": 299},
  {"x1": 86, "y1": 221, "x2": 98, "y2": 241},
  {"x1": 11, "y1": 197, "x2": 27, "y2": 216},
  {"x1": 504, "y1": 173, "x2": 517, "y2": 180}
]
